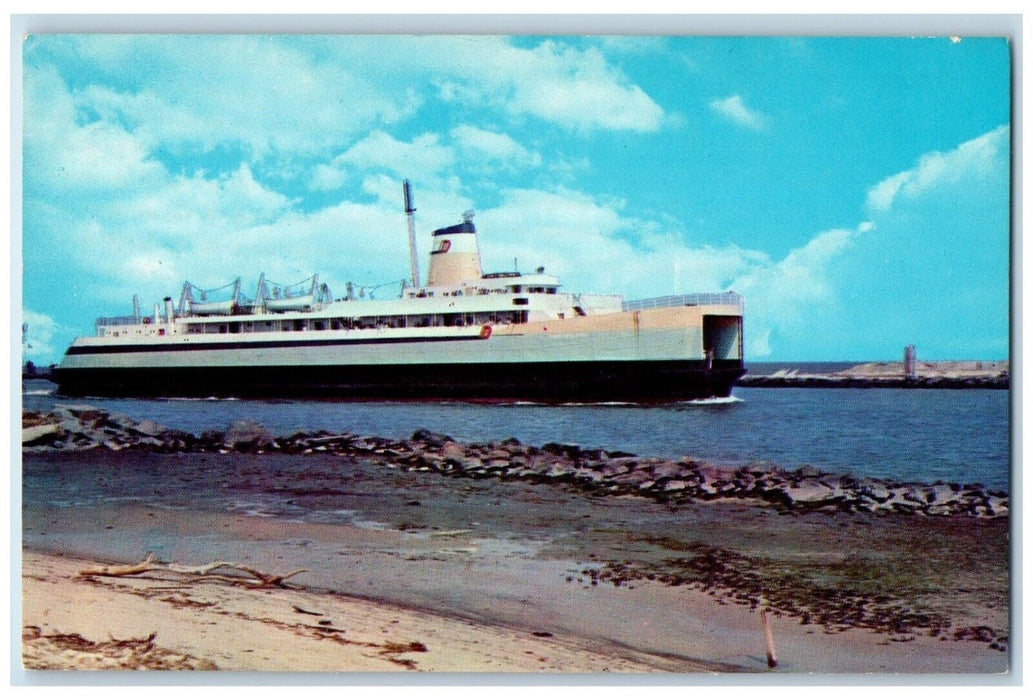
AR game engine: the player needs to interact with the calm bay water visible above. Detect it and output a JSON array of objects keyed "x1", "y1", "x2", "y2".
[{"x1": 22, "y1": 370, "x2": 1011, "y2": 490}]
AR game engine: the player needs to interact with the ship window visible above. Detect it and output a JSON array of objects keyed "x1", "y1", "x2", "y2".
[
  {"x1": 513, "y1": 298, "x2": 529, "y2": 306},
  {"x1": 314, "y1": 321, "x2": 325, "y2": 331},
  {"x1": 229, "y1": 323, "x2": 240, "y2": 334},
  {"x1": 547, "y1": 287, "x2": 557, "y2": 294},
  {"x1": 512, "y1": 285, "x2": 522, "y2": 293},
  {"x1": 219, "y1": 325, "x2": 228, "y2": 334},
  {"x1": 294, "y1": 320, "x2": 306, "y2": 331}
]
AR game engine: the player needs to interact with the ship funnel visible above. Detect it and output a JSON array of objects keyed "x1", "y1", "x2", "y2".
[
  {"x1": 164, "y1": 296, "x2": 175, "y2": 324},
  {"x1": 427, "y1": 212, "x2": 482, "y2": 287}
]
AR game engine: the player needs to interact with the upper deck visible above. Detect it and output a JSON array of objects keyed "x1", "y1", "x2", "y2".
[
  {"x1": 89, "y1": 287, "x2": 742, "y2": 343},
  {"x1": 84, "y1": 201, "x2": 741, "y2": 345}
]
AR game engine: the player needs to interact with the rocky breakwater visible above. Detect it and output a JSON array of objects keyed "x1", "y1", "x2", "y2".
[
  {"x1": 24, "y1": 405, "x2": 1008, "y2": 520},
  {"x1": 739, "y1": 360, "x2": 1009, "y2": 389}
]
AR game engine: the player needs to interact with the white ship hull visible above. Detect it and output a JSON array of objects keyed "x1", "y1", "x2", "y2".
[{"x1": 56, "y1": 304, "x2": 745, "y2": 401}]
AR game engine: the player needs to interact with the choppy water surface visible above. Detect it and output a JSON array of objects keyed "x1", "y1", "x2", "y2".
[{"x1": 22, "y1": 372, "x2": 1011, "y2": 490}]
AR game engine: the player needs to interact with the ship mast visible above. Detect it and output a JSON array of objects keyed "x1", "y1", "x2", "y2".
[{"x1": 403, "y1": 180, "x2": 420, "y2": 288}]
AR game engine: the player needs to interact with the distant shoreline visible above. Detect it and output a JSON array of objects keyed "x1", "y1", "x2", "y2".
[{"x1": 740, "y1": 361, "x2": 1009, "y2": 390}]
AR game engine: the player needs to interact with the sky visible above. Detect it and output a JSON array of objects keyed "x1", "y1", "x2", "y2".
[{"x1": 19, "y1": 34, "x2": 1011, "y2": 364}]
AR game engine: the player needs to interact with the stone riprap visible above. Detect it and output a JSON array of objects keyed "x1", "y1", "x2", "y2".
[
  {"x1": 738, "y1": 374, "x2": 1009, "y2": 389},
  {"x1": 739, "y1": 361, "x2": 1009, "y2": 389},
  {"x1": 23, "y1": 405, "x2": 1008, "y2": 519}
]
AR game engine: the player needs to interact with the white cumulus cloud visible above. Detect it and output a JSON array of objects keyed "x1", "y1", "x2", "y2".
[
  {"x1": 866, "y1": 125, "x2": 1009, "y2": 213},
  {"x1": 709, "y1": 95, "x2": 768, "y2": 131},
  {"x1": 310, "y1": 164, "x2": 349, "y2": 192},
  {"x1": 25, "y1": 35, "x2": 420, "y2": 160},
  {"x1": 423, "y1": 37, "x2": 665, "y2": 133},
  {"x1": 335, "y1": 131, "x2": 455, "y2": 181},
  {"x1": 450, "y1": 125, "x2": 542, "y2": 170}
]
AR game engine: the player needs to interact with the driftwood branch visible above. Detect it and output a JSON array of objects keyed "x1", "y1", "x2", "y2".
[
  {"x1": 79, "y1": 553, "x2": 306, "y2": 588},
  {"x1": 761, "y1": 608, "x2": 778, "y2": 669}
]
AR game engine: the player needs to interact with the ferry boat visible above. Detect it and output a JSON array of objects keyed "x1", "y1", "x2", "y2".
[{"x1": 55, "y1": 183, "x2": 746, "y2": 401}]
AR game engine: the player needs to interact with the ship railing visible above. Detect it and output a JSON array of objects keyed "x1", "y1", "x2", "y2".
[{"x1": 622, "y1": 292, "x2": 744, "y2": 312}]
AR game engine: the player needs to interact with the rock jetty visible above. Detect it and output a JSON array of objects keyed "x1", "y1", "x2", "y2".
[
  {"x1": 23, "y1": 405, "x2": 1008, "y2": 519},
  {"x1": 739, "y1": 360, "x2": 1009, "y2": 389}
]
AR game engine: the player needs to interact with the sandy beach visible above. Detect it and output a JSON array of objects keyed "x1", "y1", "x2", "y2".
[
  {"x1": 21, "y1": 445, "x2": 1010, "y2": 675},
  {"x1": 22, "y1": 550, "x2": 672, "y2": 672}
]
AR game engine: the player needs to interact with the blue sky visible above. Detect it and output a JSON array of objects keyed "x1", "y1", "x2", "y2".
[{"x1": 20, "y1": 34, "x2": 1011, "y2": 363}]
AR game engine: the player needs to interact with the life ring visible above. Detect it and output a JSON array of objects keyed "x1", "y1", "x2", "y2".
[{"x1": 479, "y1": 325, "x2": 492, "y2": 339}]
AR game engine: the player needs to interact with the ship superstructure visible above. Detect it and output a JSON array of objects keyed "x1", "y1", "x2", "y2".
[{"x1": 56, "y1": 183, "x2": 745, "y2": 401}]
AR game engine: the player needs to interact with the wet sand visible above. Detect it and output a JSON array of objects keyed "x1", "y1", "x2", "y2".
[
  {"x1": 22, "y1": 550, "x2": 671, "y2": 672},
  {"x1": 21, "y1": 451, "x2": 1010, "y2": 674}
]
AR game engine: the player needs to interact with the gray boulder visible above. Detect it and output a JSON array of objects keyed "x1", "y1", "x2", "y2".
[
  {"x1": 223, "y1": 419, "x2": 274, "y2": 450},
  {"x1": 411, "y1": 428, "x2": 453, "y2": 447},
  {"x1": 134, "y1": 419, "x2": 171, "y2": 437}
]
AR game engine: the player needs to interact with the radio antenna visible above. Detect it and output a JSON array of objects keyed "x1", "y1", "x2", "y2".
[{"x1": 403, "y1": 180, "x2": 420, "y2": 288}]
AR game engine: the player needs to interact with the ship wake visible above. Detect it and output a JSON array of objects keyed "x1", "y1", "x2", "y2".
[{"x1": 681, "y1": 395, "x2": 744, "y2": 406}]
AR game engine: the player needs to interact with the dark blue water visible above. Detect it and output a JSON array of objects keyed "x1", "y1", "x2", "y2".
[{"x1": 22, "y1": 378, "x2": 1011, "y2": 490}]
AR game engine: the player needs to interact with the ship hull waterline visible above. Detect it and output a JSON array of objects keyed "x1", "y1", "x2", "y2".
[{"x1": 54, "y1": 360, "x2": 746, "y2": 403}]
